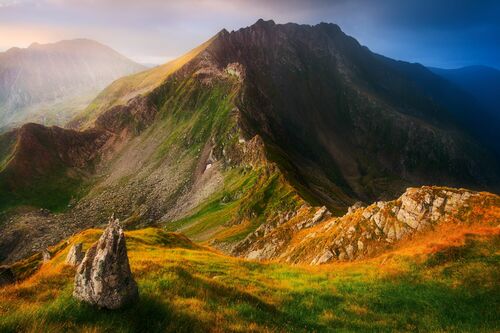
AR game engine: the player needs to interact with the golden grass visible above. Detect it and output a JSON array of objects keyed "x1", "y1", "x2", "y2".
[{"x1": 0, "y1": 225, "x2": 498, "y2": 332}]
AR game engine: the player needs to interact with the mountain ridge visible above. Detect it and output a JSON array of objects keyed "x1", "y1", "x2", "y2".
[
  {"x1": 0, "y1": 39, "x2": 146, "y2": 129},
  {"x1": 0, "y1": 19, "x2": 498, "y2": 266}
]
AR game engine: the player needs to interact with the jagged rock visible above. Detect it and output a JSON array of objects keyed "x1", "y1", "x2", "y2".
[
  {"x1": 312, "y1": 249, "x2": 335, "y2": 265},
  {"x1": 311, "y1": 206, "x2": 330, "y2": 225},
  {"x1": 42, "y1": 249, "x2": 51, "y2": 262},
  {"x1": 348, "y1": 201, "x2": 365, "y2": 214},
  {"x1": 235, "y1": 186, "x2": 496, "y2": 265},
  {"x1": 66, "y1": 243, "x2": 85, "y2": 266},
  {"x1": 73, "y1": 216, "x2": 138, "y2": 309}
]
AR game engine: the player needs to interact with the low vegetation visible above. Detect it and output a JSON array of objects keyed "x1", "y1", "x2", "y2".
[{"x1": 1, "y1": 227, "x2": 498, "y2": 332}]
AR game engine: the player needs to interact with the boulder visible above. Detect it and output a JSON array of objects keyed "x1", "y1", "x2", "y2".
[
  {"x1": 65, "y1": 243, "x2": 85, "y2": 266},
  {"x1": 73, "y1": 216, "x2": 138, "y2": 309}
]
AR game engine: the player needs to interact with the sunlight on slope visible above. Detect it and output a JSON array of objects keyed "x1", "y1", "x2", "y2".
[
  {"x1": 0, "y1": 227, "x2": 498, "y2": 332},
  {"x1": 71, "y1": 34, "x2": 220, "y2": 129}
]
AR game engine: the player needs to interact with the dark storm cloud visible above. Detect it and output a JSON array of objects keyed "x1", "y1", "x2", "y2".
[{"x1": 0, "y1": 0, "x2": 498, "y2": 68}]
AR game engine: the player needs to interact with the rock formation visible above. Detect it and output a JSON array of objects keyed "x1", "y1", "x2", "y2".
[
  {"x1": 42, "y1": 249, "x2": 51, "y2": 262},
  {"x1": 65, "y1": 243, "x2": 85, "y2": 266},
  {"x1": 232, "y1": 186, "x2": 500, "y2": 264},
  {"x1": 73, "y1": 216, "x2": 138, "y2": 309}
]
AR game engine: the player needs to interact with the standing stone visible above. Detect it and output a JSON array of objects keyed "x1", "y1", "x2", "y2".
[
  {"x1": 42, "y1": 249, "x2": 51, "y2": 262},
  {"x1": 73, "y1": 216, "x2": 138, "y2": 309},
  {"x1": 66, "y1": 243, "x2": 85, "y2": 266}
]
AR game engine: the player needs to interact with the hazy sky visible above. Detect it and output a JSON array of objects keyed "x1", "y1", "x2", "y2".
[{"x1": 1, "y1": 0, "x2": 499, "y2": 68}]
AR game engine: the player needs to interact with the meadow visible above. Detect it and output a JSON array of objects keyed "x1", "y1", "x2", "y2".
[{"x1": 0, "y1": 227, "x2": 498, "y2": 332}]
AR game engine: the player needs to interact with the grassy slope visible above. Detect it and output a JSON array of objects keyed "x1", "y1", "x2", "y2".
[
  {"x1": 165, "y1": 167, "x2": 302, "y2": 244},
  {"x1": 0, "y1": 227, "x2": 498, "y2": 332},
  {"x1": 71, "y1": 35, "x2": 219, "y2": 130}
]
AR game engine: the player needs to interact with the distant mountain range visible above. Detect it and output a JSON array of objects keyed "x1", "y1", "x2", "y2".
[
  {"x1": 0, "y1": 39, "x2": 145, "y2": 129},
  {"x1": 0, "y1": 20, "x2": 499, "y2": 266},
  {"x1": 429, "y1": 65, "x2": 500, "y2": 154}
]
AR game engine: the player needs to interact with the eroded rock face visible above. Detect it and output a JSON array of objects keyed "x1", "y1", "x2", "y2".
[
  {"x1": 233, "y1": 186, "x2": 500, "y2": 265},
  {"x1": 73, "y1": 217, "x2": 138, "y2": 309},
  {"x1": 66, "y1": 243, "x2": 85, "y2": 266}
]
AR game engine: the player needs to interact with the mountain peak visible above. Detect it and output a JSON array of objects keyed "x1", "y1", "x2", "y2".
[{"x1": 254, "y1": 18, "x2": 276, "y2": 27}]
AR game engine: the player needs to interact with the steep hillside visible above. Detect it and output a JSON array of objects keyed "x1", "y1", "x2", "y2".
[
  {"x1": 0, "y1": 39, "x2": 145, "y2": 128},
  {"x1": 0, "y1": 225, "x2": 498, "y2": 332},
  {"x1": 204, "y1": 20, "x2": 499, "y2": 210},
  {"x1": 0, "y1": 36, "x2": 303, "y2": 263},
  {"x1": 0, "y1": 20, "x2": 499, "y2": 265},
  {"x1": 429, "y1": 65, "x2": 500, "y2": 153},
  {"x1": 430, "y1": 66, "x2": 500, "y2": 121}
]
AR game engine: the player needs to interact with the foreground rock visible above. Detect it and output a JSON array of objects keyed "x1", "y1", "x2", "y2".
[
  {"x1": 66, "y1": 243, "x2": 85, "y2": 266},
  {"x1": 73, "y1": 216, "x2": 138, "y2": 309}
]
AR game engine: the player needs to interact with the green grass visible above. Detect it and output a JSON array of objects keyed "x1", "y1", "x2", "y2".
[
  {"x1": 165, "y1": 166, "x2": 302, "y2": 244},
  {"x1": 0, "y1": 228, "x2": 498, "y2": 332}
]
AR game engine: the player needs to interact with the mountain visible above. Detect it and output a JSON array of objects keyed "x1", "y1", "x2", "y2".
[
  {"x1": 0, "y1": 20, "x2": 499, "y2": 265},
  {"x1": 429, "y1": 65, "x2": 500, "y2": 121},
  {"x1": 428, "y1": 65, "x2": 500, "y2": 153},
  {"x1": 0, "y1": 39, "x2": 145, "y2": 129}
]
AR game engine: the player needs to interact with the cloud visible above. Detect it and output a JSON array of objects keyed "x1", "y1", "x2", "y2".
[{"x1": 1, "y1": 0, "x2": 499, "y2": 68}]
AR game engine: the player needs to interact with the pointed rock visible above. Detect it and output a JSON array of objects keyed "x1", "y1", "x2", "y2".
[
  {"x1": 65, "y1": 243, "x2": 85, "y2": 266},
  {"x1": 42, "y1": 249, "x2": 51, "y2": 262},
  {"x1": 73, "y1": 216, "x2": 138, "y2": 309}
]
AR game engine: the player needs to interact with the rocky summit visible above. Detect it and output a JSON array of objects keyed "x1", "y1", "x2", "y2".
[{"x1": 73, "y1": 216, "x2": 138, "y2": 309}]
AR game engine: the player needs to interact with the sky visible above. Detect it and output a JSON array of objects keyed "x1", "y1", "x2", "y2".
[{"x1": 1, "y1": 0, "x2": 499, "y2": 69}]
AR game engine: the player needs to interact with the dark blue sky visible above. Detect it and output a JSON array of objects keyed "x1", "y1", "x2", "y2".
[{"x1": 1, "y1": 0, "x2": 498, "y2": 68}]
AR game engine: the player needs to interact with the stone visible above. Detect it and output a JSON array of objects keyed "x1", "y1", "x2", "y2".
[
  {"x1": 312, "y1": 206, "x2": 330, "y2": 224},
  {"x1": 73, "y1": 216, "x2": 138, "y2": 309},
  {"x1": 348, "y1": 201, "x2": 365, "y2": 214},
  {"x1": 316, "y1": 249, "x2": 334, "y2": 265},
  {"x1": 345, "y1": 244, "x2": 355, "y2": 260},
  {"x1": 66, "y1": 243, "x2": 85, "y2": 266},
  {"x1": 42, "y1": 249, "x2": 51, "y2": 262}
]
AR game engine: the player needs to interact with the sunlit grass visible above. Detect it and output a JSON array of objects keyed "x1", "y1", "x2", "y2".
[{"x1": 0, "y1": 227, "x2": 498, "y2": 332}]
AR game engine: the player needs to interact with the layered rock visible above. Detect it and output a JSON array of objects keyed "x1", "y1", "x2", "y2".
[
  {"x1": 233, "y1": 186, "x2": 500, "y2": 264},
  {"x1": 73, "y1": 216, "x2": 138, "y2": 309}
]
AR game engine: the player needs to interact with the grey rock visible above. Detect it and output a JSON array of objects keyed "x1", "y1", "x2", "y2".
[
  {"x1": 42, "y1": 249, "x2": 51, "y2": 262},
  {"x1": 66, "y1": 243, "x2": 85, "y2": 266},
  {"x1": 73, "y1": 216, "x2": 138, "y2": 309},
  {"x1": 347, "y1": 201, "x2": 364, "y2": 214}
]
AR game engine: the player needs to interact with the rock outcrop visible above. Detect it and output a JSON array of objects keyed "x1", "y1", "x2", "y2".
[
  {"x1": 66, "y1": 243, "x2": 85, "y2": 266},
  {"x1": 42, "y1": 249, "x2": 51, "y2": 262},
  {"x1": 233, "y1": 186, "x2": 500, "y2": 264},
  {"x1": 73, "y1": 216, "x2": 138, "y2": 309}
]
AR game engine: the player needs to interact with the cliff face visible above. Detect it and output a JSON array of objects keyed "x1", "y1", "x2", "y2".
[
  {"x1": 202, "y1": 20, "x2": 500, "y2": 211},
  {"x1": 0, "y1": 20, "x2": 498, "y2": 265}
]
